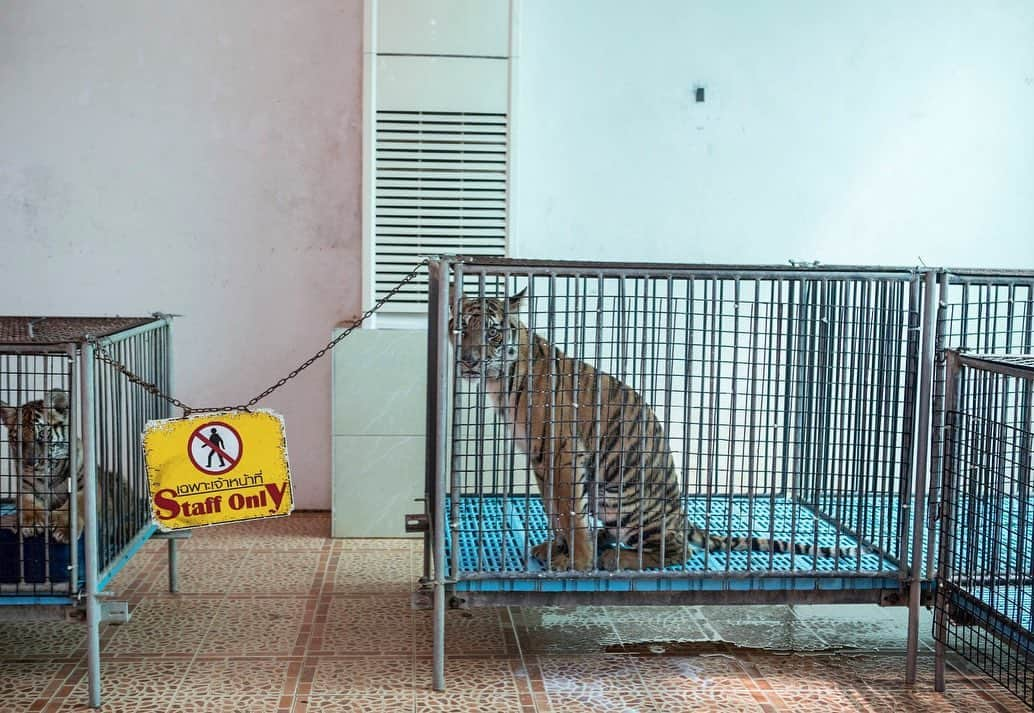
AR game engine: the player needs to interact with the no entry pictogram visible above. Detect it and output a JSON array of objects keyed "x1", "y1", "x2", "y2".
[{"x1": 187, "y1": 421, "x2": 243, "y2": 475}]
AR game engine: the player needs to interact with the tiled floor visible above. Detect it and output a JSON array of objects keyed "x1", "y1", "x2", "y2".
[{"x1": 1, "y1": 512, "x2": 1028, "y2": 712}]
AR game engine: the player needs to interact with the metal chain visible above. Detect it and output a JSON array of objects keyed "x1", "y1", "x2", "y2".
[{"x1": 91, "y1": 258, "x2": 433, "y2": 417}]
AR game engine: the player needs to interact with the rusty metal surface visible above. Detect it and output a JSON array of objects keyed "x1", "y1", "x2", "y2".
[{"x1": 0, "y1": 317, "x2": 157, "y2": 346}]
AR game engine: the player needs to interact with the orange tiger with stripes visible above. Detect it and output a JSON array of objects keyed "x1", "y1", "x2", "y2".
[
  {"x1": 452, "y1": 288, "x2": 857, "y2": 571},
  {"x1": 0, "y1": 389, "x2": 82, "y2": 542}
]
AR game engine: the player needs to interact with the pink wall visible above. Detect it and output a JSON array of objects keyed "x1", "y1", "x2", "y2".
[{"x1": 0, "y1": 1, "x2": 364, "y2": 508}]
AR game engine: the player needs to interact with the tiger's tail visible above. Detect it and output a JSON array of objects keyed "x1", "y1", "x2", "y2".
[{"x1": 689, "y1": 527, "x2": 859, "y2": 560}]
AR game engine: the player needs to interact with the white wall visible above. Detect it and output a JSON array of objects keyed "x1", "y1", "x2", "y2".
[
  {"x1": 514, "y1": 1, "x2": 1034, "y2": 267},
  {"x1": 0, "y1": 1, "x2": 363, "y2": 509}
]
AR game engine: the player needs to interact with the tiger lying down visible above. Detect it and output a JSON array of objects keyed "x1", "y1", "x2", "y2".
[
  {"x1": 451, "y1": 288, "x2": 858, "y2": 571},
  {"x1": 0, "y1": 389, "x2": 126, "y2": 545}
]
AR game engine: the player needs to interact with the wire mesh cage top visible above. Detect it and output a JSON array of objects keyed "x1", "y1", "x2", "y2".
[{"x1": 0, "y1": 317, "x2": 158, "y2": 347}]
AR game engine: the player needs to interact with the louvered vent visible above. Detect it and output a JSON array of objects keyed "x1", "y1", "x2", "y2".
[{"x1": 374, "y1": 110, "x2": 508, "y2": 311}]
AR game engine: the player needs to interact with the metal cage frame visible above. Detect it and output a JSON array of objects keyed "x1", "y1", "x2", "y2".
[
  {"x1": 0, "y1": 315, "x2": 183, "y2": 709},
  {"x1": 417, "y1": 258, "x2": 1034, "y2": 692},
  {"x1": 934, "y1": 351, "x2": 1034, "y2": 709}
]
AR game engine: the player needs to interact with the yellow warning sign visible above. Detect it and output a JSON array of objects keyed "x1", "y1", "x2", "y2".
[{"x1": 142, "y1": 410, "x2": 294, "y2": 531}]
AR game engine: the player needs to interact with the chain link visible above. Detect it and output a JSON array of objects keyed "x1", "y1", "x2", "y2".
[{"x1": 91, "y1": 258, "x2": 433, "y2": 418}]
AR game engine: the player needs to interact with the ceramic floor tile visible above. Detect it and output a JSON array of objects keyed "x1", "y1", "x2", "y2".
[
  {"x1": 55, "y1": 659, "x2": 191, "y2": 713},
  {"x1": 166, "y1": 693, "x2": 286, "y2": 712},
  {"x1": 197, "y1": 597, "x2": 308, "y2": 655},
  {"x1": 104, "y1": 597, "x2": 223, "y2": 655},
  {"x1": 314, "y1": 596, "x2": 414, "y2": 655},
  {"x1": 412, "y1": 657, "x2": 522, "y2": 695},
  {"x1": 766, "y1": 687, "x2": 871, "y2": 711},
  {"x1": 106, "y1": 549, "x2": 162, "y2": 592},
  {"x1": 536, "y1": 654, "x2": 643, "y2": 696},
  {"x1": 746, "y1": 653, "x2": 869, "y2": 692},
  {"x1": 855, "y1": 688, "x2": 1026, "y2": 712},
  {"x1": 0, "y1": 660, "x2": 68, "y2": 711},
  {"x1": 231, "y1": 551, "x2": 324, "y2": 594},
  {"x1": 414, "y1": 606, "x2": 514, "y2": 655},
  {"x1": 411, "y1": 690, "x2": 525, "y2": 712},
  {"x1": 163, "y1": 549, "x2": 247, "y2": 593},
  {"x1": 329, "y1": 549, "x2": 415, "y2": 595},
  {"x1": 514, "y1": 607, "x2": 621, "y2": 654},
  {"x1": 828, "y1": 652, "x2": 975, "y2": 690},
  {"x1": 310, "y1": 657, "x2": 414, "y2": 695},
  {"x1": 296, "y1": 692, "x2": 415, "y2": 712},
  {"x1": 178, "y1": 657, "x2": 292, "y2": 697},
  {"x1": 544, "y1": 691, "x2": 657, "y2": 712},
  {"x1": 0, "y1": 619, "x2": 86, "y2": 658},
  {"x1": 635, "y1": 654, "x2": 753, "y2": 686},
  {"x1": 707, "y1": 618, "x2": 830, "y2": 651},
  {"x1": 182, "y1": 513, "x2": 329, "y2": 551}
]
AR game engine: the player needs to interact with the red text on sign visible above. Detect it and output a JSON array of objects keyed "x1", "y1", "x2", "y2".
[{"x1": 153, "y1": 483, "x2": 289, "y2": 520}]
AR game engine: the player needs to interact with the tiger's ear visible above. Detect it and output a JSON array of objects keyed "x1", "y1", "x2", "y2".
[
  {"x1": 507, "y1": 287, "x2": 527, "y2": 312},
  {"x1": 45, "y1": 389, "x2": 69, "y2": 413},
  {"x1": 0, "y1": 403, "x2": 15, "y2": 431}
]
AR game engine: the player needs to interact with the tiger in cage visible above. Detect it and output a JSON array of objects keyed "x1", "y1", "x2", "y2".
[
  {"x1": 450, "y1": 287, "x2": 858, "y2": 571},
  {"x1": 0, "y1": 388, "x2": 130, "y2": 545}
]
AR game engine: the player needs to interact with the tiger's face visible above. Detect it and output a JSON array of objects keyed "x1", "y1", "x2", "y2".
[
  {"x1": 449, "y1": 288, "x2": 526, "y2": 380},
  {"x1": 0, "y1": 389, "x2": 70, "y2": 475}
]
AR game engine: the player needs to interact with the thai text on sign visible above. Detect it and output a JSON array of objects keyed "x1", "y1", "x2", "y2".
[{"x1": 142, "y1": 410, "x2": 294, "y2": 530}]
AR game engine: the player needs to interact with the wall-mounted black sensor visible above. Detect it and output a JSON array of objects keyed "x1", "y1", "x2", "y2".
[{"x1": 695, "y1": 86, "x2": 705, "y2": 103}]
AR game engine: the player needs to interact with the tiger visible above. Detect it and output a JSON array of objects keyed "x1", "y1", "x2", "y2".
[
  {"x1": 451, "y1": 287, "x2": 859, "y2": 571},
  {"x1": 0, "y1": 388, "x2": 81, "y2": 543}
]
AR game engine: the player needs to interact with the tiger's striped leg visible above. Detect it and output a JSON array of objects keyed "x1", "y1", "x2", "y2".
[
  {"x1": 17, "y1": 493, "x2": 49, "y2": 538},
  {"x1": 531, "y1": 454, "x2": 594, "y2": 571},
  {"x1": 47, "y1": 492, "x2": 84, "y2": 544}
]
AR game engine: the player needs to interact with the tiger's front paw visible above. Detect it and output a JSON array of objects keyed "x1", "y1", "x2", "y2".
[
  {"x1": 18, "y1": 496, "x2": 48, "y2": 539},
  {"x1": 530, "y1": 540, "x2": 568, "y2": 569}
]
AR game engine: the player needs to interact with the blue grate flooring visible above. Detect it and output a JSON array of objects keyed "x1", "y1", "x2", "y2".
[{"x1": 445, "y1": 494, "x2": 911, "y2": 593}]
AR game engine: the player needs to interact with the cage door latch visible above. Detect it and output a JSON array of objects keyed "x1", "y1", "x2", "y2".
[{"x1": 405, "y1": 513, "x2": 429, "y2": 533}]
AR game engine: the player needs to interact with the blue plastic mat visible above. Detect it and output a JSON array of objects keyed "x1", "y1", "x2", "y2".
[{"x1": 445, "y1": 494, "x2": 909, "y2": 593}]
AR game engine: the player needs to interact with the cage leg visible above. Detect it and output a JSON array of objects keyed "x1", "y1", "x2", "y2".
[
  {"x1": 86, "y1": 592, "x2": 102, "y2": 708},
  {"x1": 905, "y1": 593, "x2": 921, "y2": 685},
  {"x1": 433, "y1": 581, "x2": 446, "y2": 691},
  {"x1": 168, "y1": 537, "x2": 179, "y2": 593},
  {"x1": 934, "y1": 638, "x2": 946, "y2": 692}
]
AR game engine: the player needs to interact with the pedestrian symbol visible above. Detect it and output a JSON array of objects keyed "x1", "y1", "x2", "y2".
[{"x1": 188, "y1": 421, "x2": 242, "y2": 475}]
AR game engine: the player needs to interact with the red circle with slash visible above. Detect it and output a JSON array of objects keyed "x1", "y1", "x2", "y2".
[{"x1": 187, "y1": 421, "x2": 243, "y2": 475}]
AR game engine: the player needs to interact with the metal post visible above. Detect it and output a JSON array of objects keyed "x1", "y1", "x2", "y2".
[
  {"x1": 168, "y1": 538, "x2": 179, "y2": 593},
  {"x1": 906, "y1": 270, "x2": 937, "y2": 685},
  {"x1": 67, "y1": 344, "x2": 80, "y2": 592},
  {"x1": 429, "y1": 260, "x2": 450, "y2": 692},
  {"x1": 80, "y1": 340, "x2": 103, "y2": 708},
  {"x1": 163, "y1": 319, "x2": 181, "y2": 592},
  {"x1": 934, "y1": 350, "x2": 962, "y2": 692}
]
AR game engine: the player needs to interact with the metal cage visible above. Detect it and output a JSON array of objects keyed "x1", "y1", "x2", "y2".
[
  {"x1": 420, "y1": 258, "x2": 949, "y2": 690},
  {"x1": 417, "y1": 259, "x2": 1034, "y2": 692},
  {"x1": 0, "y1": 315, "x2": 182, "y2": 709},
  {"x1": 934, "y1": 352, "x2": 1034, "y2": 709},
  {"x1": 927, "y1": 272, "x2": 1034, "y2": 578}
]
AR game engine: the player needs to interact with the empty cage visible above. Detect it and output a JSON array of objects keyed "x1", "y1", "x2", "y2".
[
  {"x1": 926, "y1": 271, "x2": 1034, "y2": 580},
  {"x1": 934, "y1": 352, "x2": 1034, "y2": 709}
]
